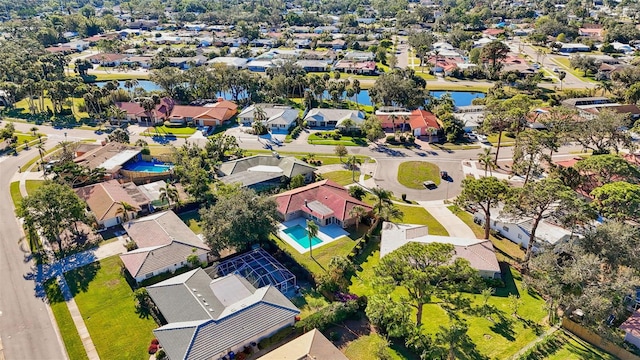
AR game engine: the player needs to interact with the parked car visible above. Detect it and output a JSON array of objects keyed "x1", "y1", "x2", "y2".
[
  {"x1": 423, "y1": 181, "x2": 437, "y2": 189},
  {"x1": 440, "y1": 171, "x2": 449, "y2": 180}
]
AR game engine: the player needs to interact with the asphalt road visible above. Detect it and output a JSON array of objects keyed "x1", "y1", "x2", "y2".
[{"x1": 0, "y1": 148, "x2": 66, "y2": 360}]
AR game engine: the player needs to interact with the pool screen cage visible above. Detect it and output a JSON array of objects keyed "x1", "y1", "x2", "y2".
[{"x1": 209, "y1": 248, "x2": 297, "y2": 295}]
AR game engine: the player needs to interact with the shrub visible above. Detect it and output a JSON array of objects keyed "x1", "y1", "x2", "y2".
[
  {"x1": 385, "y1": 135, "x2": 396, "y2": 143},
  {"x1": 125, "y1": 241, "x2": 138, "y2": 251},
  {"x1": 314, "y1": 132, "x2": 322, "y2": 136},
  {"x1": 330, "y1": 331, "x2": 341, "y2": 341},
  {"x1": 151, "y1": 339, "x2": 159, "y2": 345},
  {"x1": 399, "y1": 135, "x2": 406, "y2": 143},
  {"x1": 401, "y1": 193, "x2": 407, "y2": 201},
  {"x1": 140, "y1": 147, "x2": 150, "y2": 155},
  {"x1": 148, "y1": 344, "x2": 158, "y2": 354},
  {"x1": 155, "y1": 350, "x2": 167, "y2": 360},
  {"x1": 332, "y1": 133, "x2": 341, "y2": 140},
  {"x1": 296, "y1": 300, "x2": 359, "y2": 332}
]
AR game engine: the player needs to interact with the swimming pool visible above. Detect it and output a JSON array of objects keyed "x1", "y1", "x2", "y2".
[
  {"x1": 123, "y1": 161, "x2": 173, "y2": 173},
  {"x1": 282, "y1": 225, "x2": 323, "y2": 249}
]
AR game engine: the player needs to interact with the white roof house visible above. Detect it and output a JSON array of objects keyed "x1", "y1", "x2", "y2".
[
  {"x1": 303, "y1": 109, "x2": 365, "y2": 129},
  {"x1": 238, "y1": 104, "x2": 299, "y2": 130},
  {"x1": 380, "y1": 222, "x2": 501, "y2": 279},
  {"x1": 207, "y1": 57, "x2": 249, "y2": 69}
]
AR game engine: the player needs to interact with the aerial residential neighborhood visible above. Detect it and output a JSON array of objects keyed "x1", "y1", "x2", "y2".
[{"x1": 2, "y1": 0, "x2": 640, "y2": 360}]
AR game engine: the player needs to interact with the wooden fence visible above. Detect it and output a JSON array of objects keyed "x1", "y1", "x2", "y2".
[{"x1": 562, "y1": 318, "x2": 640, "y2": 360}]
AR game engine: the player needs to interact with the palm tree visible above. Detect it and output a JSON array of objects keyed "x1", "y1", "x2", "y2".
[
  {"x1": 253, "y1": 106, "x2": 267, "y2": 124},
  {"x1": 401, "y1": 115, "x2": 410, "y2": 132},
  {"x1": 477, "y1": 147, "x2": 496, "y2": 176},
  {"x1": 134, "y1": 139, "x2": 148, "y2": 147},
  {"x1": 558, "y1": 71, "x2": 566, "y2": 91},
  {"x1": 349, "y1": 205, "x2": 368, "y2": 231},
  {"x1": 306, "y1": 219, "x2": 319, "y2": 259},
  {"x1": 596, "y1": 80, "x2": 613, "y2": 96},
  {"x1": 370, "y1": 187, "x2": 393, "y2": 217},
  {"x1": 30, "y1": 126, "x2": 39, "y2": 136},
  {"x1": 36, "y1": 143, "x2": 46, "y2": 179},
  {"x1": 377, "y1": 205, "x2": 403, "y2": 222},
  {"x1": 159, "y1": 183, "x2": 179, "y2": 209},
  {"x1": 116, "y1": 201, "x2": 137, "y2": 223},
  {"x1": 346, "y1": 155, "x2": 362, "y2": 182},
  {"x1": 389, "y1": 114, "x2": 398, "y2": 131},
  {"x1": 139, "y1": 97, "x2": 156, "y2": 126}
]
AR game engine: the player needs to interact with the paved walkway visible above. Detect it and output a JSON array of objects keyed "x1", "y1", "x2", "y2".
[
  {"x1": 418, "y1": 200, "x2": 477, "y2": 238},
  {"x1": 510, "y1": 324, "x2": 561, "y2": 360}
]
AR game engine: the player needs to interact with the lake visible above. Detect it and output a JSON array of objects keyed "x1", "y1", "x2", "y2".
[{"x1": 98, "y1": 80, "x2": 485, "y2": 107}]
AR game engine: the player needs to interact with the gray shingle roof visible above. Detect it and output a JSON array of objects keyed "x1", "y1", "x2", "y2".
[
  {"x1": 218, "y1": 156, "x2": 315, "y2": 188},
  {"x1": 123, "y1": 211, "x2": 207, "y2": 249},
  {"x1": 149, "y1": 269, "x2": 300, "y2": 360},
  {"x1": 120, "y1": 241, "x2": 209, "y2": 278}
]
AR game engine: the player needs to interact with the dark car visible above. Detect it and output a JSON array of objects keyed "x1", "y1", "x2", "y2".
[
  {"x1": 440, "y1": 171, "x2": 449, "y2": 180},
  {"x1": 423, "y1": 181, "x2": 437, "y2": 189}
]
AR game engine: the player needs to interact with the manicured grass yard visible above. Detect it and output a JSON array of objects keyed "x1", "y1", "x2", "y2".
[
  {"x1": 545, "y1": 332, "x2": 617, "y2": 360},
  {"x1": 67, "y1": 256, "x2": 158, "y2": 360},
  {"x1": 289, "y1": 288, "x2": 329, "y2": 320},
  {"x1": 349, "y1": 246, "x2": 548, "y2": 359},
  {"x1": 142, "y1": 125, "x2": 197, "y2": 137},
  {"x1": 344, "y1": 334, "x2": 406, "y2": 360},
  {"x1": 322, "y1": 170, "x2": 371, "y2": 186},
  {"x1": 9, "y1": 181, "x2": 21, "y2": 207},
  {"x1": 487, "y1": 133, "x2": 516, "y2": 147},
  {"x1": 308, "y1": 132, "x2": 367, "y2": 146},
  {"x1": 447, "y1": 205, "x2": 525, "y2": 262},
  {"x1": 44, "y1": 279, "x2": 89, "y2": 360},
  {"x1": 363, "y1": 195, "x2": 448, "y2": 236},
  {"x1": 178, "y1": 210, "x2": 202, "y2": 234},
  {"x1": 26, "y1": 180, "x2": 44, "y2": 196},
  {"x1": 14, "y1": 97, "x2": 89, "y2": 121},
  {"x1": 397, "y1": 161, "x2": 441, "y2": 189},
  {"x1": 271, "y1": 230, "x2": 361, "y2": 276}
]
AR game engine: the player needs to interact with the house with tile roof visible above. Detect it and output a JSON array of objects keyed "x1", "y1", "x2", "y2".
[
  {"x1": 258, "y1": 329, "x2": 348, "y2": 360},
  {"x1": 116, "y1": 98, "x2": 237, "y2": 127},
  {"x1": 380, "y1": 222, "x2": 501, "y2": 279},
  {"x1": 273, "y1": 180, "x2": 373, "y2": 228},
  {"x1": 218, "y1": 155, "x2": 316, "y2": 191},
  {"x1": 75, "y1": 179, "x2": 150, "y2": 228},
  {"x1": 376, "y1": 109, "x2": 441, "y2": 138},
  {"x1": 147, "y1": 268, "x2": 299, "y2": 360},
  {"x1": 120, "y1": 211, "x2": 210, "y2": 283}
]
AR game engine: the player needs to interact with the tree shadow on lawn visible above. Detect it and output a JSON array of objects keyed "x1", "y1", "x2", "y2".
[
  {"x1": 65, "y1": 262, "x2": 101, "y2": 297},
  {"x1": 493, "y1": 262, "x2": 520, "y2": 298}
]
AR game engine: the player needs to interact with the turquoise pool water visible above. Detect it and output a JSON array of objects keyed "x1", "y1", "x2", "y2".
[
  {"x1": 123, "y1": 161, "x2": 172, "y2": 173},
  {"x1": 283, "y1": 225, "x2": 323, "y2": 249}
]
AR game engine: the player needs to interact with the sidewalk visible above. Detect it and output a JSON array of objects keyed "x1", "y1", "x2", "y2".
[{"x1": 417, "y1": 200, "x2": 477, "y2": 238}]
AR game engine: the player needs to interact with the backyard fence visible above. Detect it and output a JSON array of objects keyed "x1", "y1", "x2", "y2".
[{"x1": 561, "y1": 317, "x2": 640, "y2": 360}]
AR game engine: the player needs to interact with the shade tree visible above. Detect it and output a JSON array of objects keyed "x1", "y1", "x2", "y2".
[{"x1": 455, "y1": 177, "x2": 509, "y2": 240}]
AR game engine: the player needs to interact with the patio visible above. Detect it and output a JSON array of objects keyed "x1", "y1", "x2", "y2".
[{"x1": 278, "y1": 217, "x2": 349, "y2": 254}]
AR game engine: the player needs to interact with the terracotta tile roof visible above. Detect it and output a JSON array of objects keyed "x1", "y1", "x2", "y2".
[
  {"x1": 274, "y1": 180, "x2": 372, "y2": 222},
  {"x1": 378, "y1": 109, "x2": 440, "y2": 130},
  {"x1": 87, "y1": 53, "x2": 126, "y2": 62},
  {"x1": 554, "y1": 157, "x2": 583, "y2": 168},
  {"x1": 482, "y1": 29, "x2": 504, "y2": 36}
]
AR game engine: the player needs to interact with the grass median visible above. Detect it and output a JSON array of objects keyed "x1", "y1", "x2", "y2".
[{"x1": 397, "y1": 161, "x2": 441, "y2": 189}]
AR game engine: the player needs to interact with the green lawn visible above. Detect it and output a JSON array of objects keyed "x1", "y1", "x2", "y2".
[
  {"x1": 447, "y1": 205, "x2": 525, "y2": 262},
  {"x1": 15, "y1": 132, "x2": 39, "y2": 146},
  {"x1": 178, "y1": 210, "x2": 202, "y2": 235},
  {"x1": 10, "y1": 181, "x2": 21, "y2": 208},
  {"x1": 26, "y1": 180, "x2": 44, "y2": 195},
  {"x1": 553, "y1": 58, "x2": 598, "y2": 84},
  {"x1": 362, "y1": 195, "x2": 448, "y2": 236},
  {"x1": 271, "y1": 230, "x2": 361, "y2": 276},
  {"x1": 67, "y1": 256, "x2": 158, "y2": 360},
  {"x1": 289, "y1": 288, "x2": 330, "y2": 319},
  {"x1": 322, "y1": 170, "x2": 371, "y2": 186},
  {"x1": 21, "y1": 144, "x2": 62, "y2": 172},
  {"x1": 308, "y1": 133, "x2": 367, "y2": 146},
  {"x1": 142, "y1": 125, "x2": 197, "y2": 137},
  {"x1": 431, "y1": 142, "x2": 481, "y2": 151},
  {"x1": 84, "y1": 73, "x2": 150, "y2": 81},
  {"x1": 350, "y1": 248, "x2": 548, "y2": 359},
  {"x1": 487, "y1": 133, "x2": 516, "y2": 147},
  {"x1": 14, "y1": 97, "x2": 89, "y2": 120},
  {"x1": 44, "y1": 280, "x2": 89, "y2": 360},
  {"x1": 545, "y1": 332, "x2": 617, "y2": 360},
  {"x1": 397, "y1": 161, "x2": 441, "y2": 189},
  {"x1": 244, "y1": 150, "x2": 370, "y2": 166},
  {"x1": 344, "y1": 334, "x2": 407, "y2": 360}
]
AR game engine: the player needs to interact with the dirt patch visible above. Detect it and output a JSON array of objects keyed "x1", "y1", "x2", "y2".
[
  {"x1": 104, "y1": 279, "x2": 120, "y2": 289},
  {"x1": 326, "y1": 314, "x2": 375, "y2": 349}
]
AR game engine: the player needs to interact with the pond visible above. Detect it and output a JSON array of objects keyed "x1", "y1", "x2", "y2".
[
  {"x1": 94, "y1": 80, "x2": 162, "y2": 92},
  {"x1": 98, "y1": 80, "x2": 485, "y2": 107}
]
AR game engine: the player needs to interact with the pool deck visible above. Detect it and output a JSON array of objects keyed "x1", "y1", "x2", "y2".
[{"x1": 278, "y1": 218, "x2": 349, "y2": 254}]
